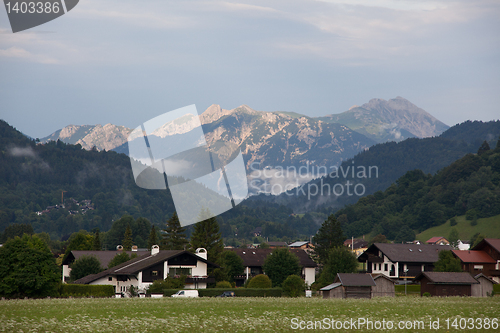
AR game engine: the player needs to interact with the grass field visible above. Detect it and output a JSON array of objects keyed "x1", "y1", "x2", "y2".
[
  {"x1": 1, "y1": 297, "x2": 499, "y2": 332},
  {"x1": 416, "y1": 214, "x2": 500, "y2": 242}
]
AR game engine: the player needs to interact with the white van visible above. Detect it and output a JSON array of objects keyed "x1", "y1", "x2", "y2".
[{"x1": 171, "y1": 290, "x2": 199, "y2": 298}]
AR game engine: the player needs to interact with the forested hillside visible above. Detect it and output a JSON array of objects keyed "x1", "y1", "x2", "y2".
[{"x1": 332, "y1": 139, "x2": 500, "y2": 241}]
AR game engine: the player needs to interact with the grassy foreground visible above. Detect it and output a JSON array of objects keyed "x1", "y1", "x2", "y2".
[{"x1": 1, "y1": 297, "x2": 499, "y2": 332}]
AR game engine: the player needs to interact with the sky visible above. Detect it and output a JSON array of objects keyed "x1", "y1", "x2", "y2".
[{"x1": 0, "y1": 0, "x2": 499, "y2": 139}]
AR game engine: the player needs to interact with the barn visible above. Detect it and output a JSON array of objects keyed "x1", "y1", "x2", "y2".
[
  {"x1": 321, "y1": 273, "x2": 376, "y2": 299},
  {"x1": 415, "y1": 272, "x2": 478, "y2": 297},
  {"x1": 472, "y1": 273, "x2": 497, "y2": 297},
  {"x1": 371, "y1": 274, "x2": 395, "y2": 297}
]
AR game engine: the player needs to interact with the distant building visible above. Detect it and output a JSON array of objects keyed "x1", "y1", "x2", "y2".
[
  {"x1": 415, "y1": 272, "x2": 479, "y2": 297},
  {"x1": 344, "y1": 238, "x2": 368, "y2": 257},
  {"x1": 321, "y1": 273, "x2": 376, "y2": 299},
  {"x1": 426, "y1": 237, "x2": 449, "y2": 245}
]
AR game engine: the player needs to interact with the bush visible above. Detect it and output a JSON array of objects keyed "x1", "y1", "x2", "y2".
[
  {"x1": 471, "y1": 216, "x2": 478, "y2": 226},
  {"x1": 247, "y1": 274, "x2": 272, "y2": 288},
  {"x1": 281, "y1": 275, "x2": 305, "y2": 297},
  {"x1": 422, "y1": 292, "x2": 431, "y2": 297},
  {"x1": 60, "y1": 284, "x2": 114, "y2": 298},
  {"x1": 215, "y1": 281, "x2": 232, "y2": 289},
  {"x1": 161, "y1": 289, "x2": 180, "y2": 296},
  {"x1": 449, "y1": 217, "x2": 457, "y2": 226},
  {"x1": 147, "y1": 276, "x2": 186, "y2": 294},
  {"x1": 197, "y1": 288, "x2": 282, "y2": 297},
  {"x1": 465, "y1": 209, "x2": 477, "y2": 221}
]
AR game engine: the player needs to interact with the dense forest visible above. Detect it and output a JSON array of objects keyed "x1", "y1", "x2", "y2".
[
  {"x1": 259, "y1": 120, "x2": 500, "y2": 212},
  {"x1": 331, "y1": 139, "x2": 500, "y2": 241},
  {"x1": 0, "y1": 120, "x2": 311, "y2": 244}
]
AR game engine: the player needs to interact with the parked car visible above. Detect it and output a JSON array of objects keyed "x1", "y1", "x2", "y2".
[
  {"x1": 171, "y1": 290, "x2": 199, "y2": 298},
  {"x1": 216, "y1": 291, "x2": 235, "y2": 297}
]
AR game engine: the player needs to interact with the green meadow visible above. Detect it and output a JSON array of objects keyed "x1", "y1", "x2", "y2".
[
  {"x1": 1, "y1": 297, "x2": 499, "y2": 332},
  {"x1": 416, "y1": 214, "x2": 500, "y2": 242}
]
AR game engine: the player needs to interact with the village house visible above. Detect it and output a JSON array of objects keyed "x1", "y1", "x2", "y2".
[
  {"x1": 344, "y1": 238, "x2": 368, "y2": 257},
  {"x1": 228, "y1": 248, "x2": 317, "y2": 287},
  {"x1": 471, "y1": 238, "x2": 500, "y2": 283},
  {"x1": 426, "y1": 237, "x2": 449, "y2": 245},
  {"x1": 358, "y1": 243, "x2": 451, "y2": 280},
  {"x1": 371, "y1": 274, "x2": 396, "y2": 297},
  {"x1": 415, "y1": 272, "x2": 485, "y2": 297},
  {"x1": 72, "y1": 247, "x2": 218, "y2": 293},
  {"x1": 472, "y1": 273, "x2": 496, "y2": 297},
  {"x1": 452, "y1": 250, "x2": 497, "y2": 279}
]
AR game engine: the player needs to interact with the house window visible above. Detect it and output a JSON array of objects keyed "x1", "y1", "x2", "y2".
[
  {"x1": 108, "y1": 277, "x2": 112, "y2": 281},
  {"x1": 373, "y1": 263, "x2": 376, "y2": 271},
  {"x1": 152, "y1": 271, "x2": 158, "y2": 276},
  {"x1": 169, "y1": 268, "x2": 192, "y2": 276},
  {"x1": 384, "y1": 264, "x2": 388, "y2": 271},
  {"x1": 474, "y1": 265, "x2": 483, "y2": 270},
  {"x1": 379, "y1": 264, "x2": 382, "y2": 271}
]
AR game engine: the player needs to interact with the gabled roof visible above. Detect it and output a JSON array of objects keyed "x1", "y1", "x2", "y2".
[
  {"x1": 73, "y1": 250, "x2": 218, "y2": 284},
  {"x1": 359, "y1": 243, "x2": 451, "y2": 263},
  {"x1": 452, "y1": 250, "x2": 496, "y2": 264},
  {"x1": 335, "y1": 273, "x2": 376, "y2": 286},
  {"x1": 473, "y1": 238, "x2": 500, "y2": 253},
  {"x1": 414, "y1": 272, "x2": 478, "y2": 284},
  {"x1": 427, "y1": 237, "x2": 448, "y2": 244},
  {"x1": 267, "y1": 241, "x2": 288, "y2": 247},
  {"x1": 228, "y1": 248, "x2": 317, "y2": 268},
  {"x1": 371, "y1": 274, "x2": 396, "y2": 284},
  {"x1": 474, "y1": 273, "x2": 498, "y2": 284},
  {"x1": 344, "y1": 239, "x2": 368, "y2": 249},
  {"x1": 62, "y1": 250, "x2": 149, "y2": 267}
]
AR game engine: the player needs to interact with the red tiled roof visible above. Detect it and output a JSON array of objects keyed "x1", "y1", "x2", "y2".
[
  {"x1": 452, "y1": 250, "x2": 496, "y2": 264},
  {"x1": 427, "y1": 237, "x2": 446, "y2": 244}
]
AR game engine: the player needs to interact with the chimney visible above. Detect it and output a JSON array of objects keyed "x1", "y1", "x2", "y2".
[
  {"x1": 151, "y1": 245, "x2": 160, "y2": 255},
  {"x1": 195, "y1": 248, "x2": 207, "y2": 260},
  {"x1": 116, "y1": 245, "x2": 123, "y2": 251}
]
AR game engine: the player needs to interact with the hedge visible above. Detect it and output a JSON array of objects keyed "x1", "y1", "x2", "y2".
[
  {"x1": 60, "y1": 284, "x2": 115, "y2": 298},
  {"x1": 493, "y1": 284, "x2": 500, "y2": 294},
  {"x1": 395, "y1": 285, "x2": 420, "y2": 294},
  {"x1": 198, "y1": 288, "x2": 282, "y2": 297},
  {"x1": 161, "y1": 289, "x2": 180, "y2": 296}
]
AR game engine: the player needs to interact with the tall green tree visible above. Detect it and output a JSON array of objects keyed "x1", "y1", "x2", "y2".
[
  {"x1": 122, "y1": 224, "x2": 133, "y2": 251},
  {"x1": 92, "y1": 228, "x2": 101, "y2": 251},
  {"x1": 316, "y1": 246, "x2": 358, "y2": 288},
  {"x1": 0, "y1": 235, "x2": 59, "y2": 297},
  {"x1": 313, "y1": 214, "x2": 344, "y2": 264},
  {"x1": 220, "y1": 251, "x2": 245, "y2": 282},
  {"x1": 0, "y1": 223, "x2": 34, "y2": 243},
  {"x1": 190, "y1": 212, "x2": 223, "y2": 264},
  {"x1": 262, "y1": 248, "x2": 301, "y2": 287},
  {"x1": 69, "y1": 255, "x2": 103, "y2": 281},
  {"x1": 477, "y1": 140, "x2": 490, "y2": 155},
  {"x1": 433, "y1": 250, "x2": 462, "y2": 272},
  {"x1": 162, "y1": 212, "x2": 188, "y2": 250},
  {"x1": 148, "y1": 225, "x2": 159, "y2": 250},
  {"x1": 448, "y1": 228, "x2": 459, "y2": 249},
  {"x1": 63, "y1": 230, "x2": 94, "y2": 261}
]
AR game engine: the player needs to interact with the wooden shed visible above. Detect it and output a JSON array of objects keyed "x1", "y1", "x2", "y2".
[
  {"x1": 321, "y1": 273, "x2": 376, "y2": 299},
  {"x1": 472, "y1": 273, "x2": 496, "y2": 297},
  {"x1": 415, "y1": 272, "x2": 478, "y2": 297},
  {"x1": 371, "y1": 274, "x2": 395, "y2": 297}
]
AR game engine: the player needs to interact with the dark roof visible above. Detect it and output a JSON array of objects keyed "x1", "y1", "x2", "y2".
[
  {"x1": 371, "y1": 274, "x2": 396, "y2": 284},
  {"x1": 73, "y1": 250, "x2": 219, "y2": 284},
  {"x1": 452, "y1": 250, "x2": 496, "y2": 264},
  {"x1": 267, "y1": 242, "x2": 288, "y2": 247},
  {"x1": 344, "y1": 239, "x2": 368, "y2": 249},
  {"x1": 335, "y1": 273, "x2": 376, "y2": 286},
  {"x1": 359, "y1": 243, "x2": 451, "y2": 263},
  {"x1": 414, "y1": 272, "x2": 478, "y2": 285},
  {"x1": 473, "y1": 238, "x2": 500, "y2": 254},
  {"x1": 62, "y1": 250, "x2": 148, "y2": 267},
  {"x1": 474, "y1": 273, "x2": 498, "y2": 284},
  {"x1": 228, "y1": 248, "x2": 317, "y2": 268}
]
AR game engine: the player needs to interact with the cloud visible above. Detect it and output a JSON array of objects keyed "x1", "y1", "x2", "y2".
[
  {"x1": 9, "y1": 146, "x2": 38, "y2": 158},
  {"x1": 9, "y1": 146, "x2": 51, "y2": 170},
  {"x1": 0, "y1": 46, "x2": 58, "y2": 64}
]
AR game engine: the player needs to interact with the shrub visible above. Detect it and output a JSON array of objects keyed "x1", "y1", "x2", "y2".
[
  {"x1": 449, "y1": 217, "x2": 457, "y2": 226},
  {"x1": 422, "y1": 292, "x2": 431, "y2": 297},
  {"x1": 247, "y1": 274, "x2": 272, "y2": 288},
  {"x1": 197, "y1": 288, "x2": 282, "y2": 297},
  {"x1": 465, "y1": 209, "x2": 477, "y2": 221},
  {"x1": 147, "y1": 276, "x2": 186, "y2": 294},
  {"x1": 215, "y1": 281, "x2": 232, "y2": 289},
  {"x1": 471, "y1": 216, "x2": 478, "y2": 226},
  {"x1": 60, "y1": 284, "x2": 114, "y2": 298},
  {"x1": 281, "y1": 275, "x2": 305, "y2": 297}
]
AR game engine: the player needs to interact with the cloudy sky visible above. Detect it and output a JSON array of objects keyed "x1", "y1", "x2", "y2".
[{"x1": 1, "y1": 0, "x2": 499, "y2": 138}]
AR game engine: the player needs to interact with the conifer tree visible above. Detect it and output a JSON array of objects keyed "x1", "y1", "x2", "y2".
[
  {"x1": 161, "y1": 212, "x2": 188, "y2": 250},
  {"x1": 190, "y1": 209, "x2": 223, "y2": 264},
  {"x1": 312, "y1": 214, "x2": 344, "y2": 265},
  {"x1": 477, "y1": 140, "x2": 490, "y2": 155},
  {"x1": 148, "y1": 225, "x2": 159, "y2": 250},
  {"x1": 122, "y1": 224, "x2": 133, "y2": 251},
  {"x1": 92, "y1": 228, "x2": 101, "y2": 251}
]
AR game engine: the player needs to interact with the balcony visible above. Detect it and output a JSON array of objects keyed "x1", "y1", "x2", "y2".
[{"x1": 185, "y1": 276, "x2": 216, "y2": 284}]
